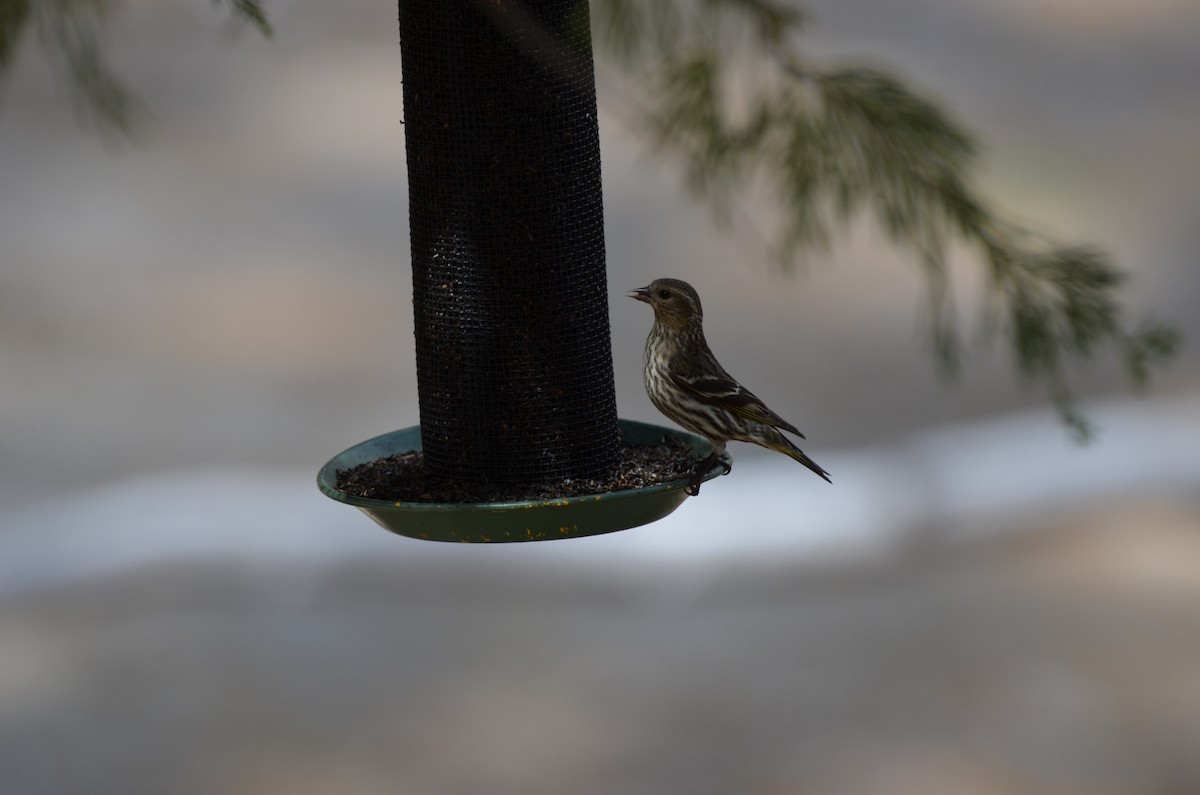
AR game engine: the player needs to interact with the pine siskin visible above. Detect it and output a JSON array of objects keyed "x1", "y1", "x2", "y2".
[{"x1": 630, "y1": 278, "x2": 831, "y2": 495}]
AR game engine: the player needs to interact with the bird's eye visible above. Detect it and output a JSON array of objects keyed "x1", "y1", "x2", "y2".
[{"x1": 657, "y1": 289, "x2": 671, "y2": 300}]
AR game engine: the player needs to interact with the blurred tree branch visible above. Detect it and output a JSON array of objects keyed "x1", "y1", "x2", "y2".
[
  {"x1": 0, "y1": 0, "x2": 270, "y2": 137},
  {"x1": 217, "y1": 0, "x2": 272, "y2": 37},
  {"x1": 0, "y1": 0, "x2": 1179, "y2": 437},
  {"x1": 592, "y1": 0, "x2": 1179, "y2": 439}
]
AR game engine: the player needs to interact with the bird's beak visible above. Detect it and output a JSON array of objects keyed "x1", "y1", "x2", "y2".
[{"x1": 628, "y1": 286, "x2": 652, "y2": 303}]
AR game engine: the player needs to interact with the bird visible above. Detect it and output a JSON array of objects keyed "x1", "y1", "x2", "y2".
[{"x1": 630, "y1": 277, "x2": 831, "y2": 495}]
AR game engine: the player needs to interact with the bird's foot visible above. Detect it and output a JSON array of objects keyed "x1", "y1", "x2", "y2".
[{"x1": 685, "y1": 452, "x2": 732, "y2": 496}]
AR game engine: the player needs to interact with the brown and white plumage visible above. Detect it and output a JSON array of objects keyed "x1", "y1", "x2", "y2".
[{"x1": 631, "y1": 277, "x2": 831, "y2": 494}]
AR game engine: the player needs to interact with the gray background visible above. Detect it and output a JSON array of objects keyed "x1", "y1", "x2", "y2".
[{"x1": 1, "y1": 1, "x2": 1198, "y2": 793}]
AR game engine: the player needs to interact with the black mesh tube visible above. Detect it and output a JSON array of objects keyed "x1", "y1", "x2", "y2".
[{"x1": 398, "y1": 0, "x2": 620, "y2": 488}]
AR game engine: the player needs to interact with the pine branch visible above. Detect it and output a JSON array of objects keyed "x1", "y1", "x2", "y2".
[
  {"x1": 0, "y1": 0, "x2": 33, "y2": 71},
  {"x1": 0, "y1": 0, "x2": 272, "y2": 139},
  {"x1": 592, "y1": 0, "x2": 1180, "y2": 438},
  {"x1": 213, "y1": 0, "x2": 273, "y2": 38},
  {"x1": 31, "y1": 0, "x2": 144, "y2": 140}
]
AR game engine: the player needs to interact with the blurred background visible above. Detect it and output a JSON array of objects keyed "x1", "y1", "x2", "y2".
[{"x1": 2, "y1": 1, "x2": 1199, "y2": 793}]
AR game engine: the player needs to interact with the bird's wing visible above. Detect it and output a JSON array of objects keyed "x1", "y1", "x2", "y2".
[{"x1": 670, "y1": 371, "x2": 805, "y2": 438}]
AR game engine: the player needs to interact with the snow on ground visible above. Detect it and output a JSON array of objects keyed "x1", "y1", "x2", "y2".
[{"x1": 1, "y1": 395, "x2": 1197, "y2": 598}]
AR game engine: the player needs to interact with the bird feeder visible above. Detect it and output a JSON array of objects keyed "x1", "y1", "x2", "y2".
[{"x1": 317, "y1": 0, "x2": 729, "y2": 541}]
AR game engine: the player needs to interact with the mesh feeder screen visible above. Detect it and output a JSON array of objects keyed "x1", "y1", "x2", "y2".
[{"x1": 399, "y1": 0, "x2": 621, "y2": 488}]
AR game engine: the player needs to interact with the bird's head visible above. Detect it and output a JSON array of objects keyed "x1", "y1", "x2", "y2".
[{"x1": 629, "y1": 278, "x2": 703, "y2": 328}]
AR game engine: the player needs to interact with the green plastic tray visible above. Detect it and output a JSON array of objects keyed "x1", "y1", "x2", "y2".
[{"x1": 317, "y1": 419, "x2": 730, "y2": 543}]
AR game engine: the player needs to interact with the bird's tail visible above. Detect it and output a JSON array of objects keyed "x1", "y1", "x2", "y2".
[{"x1": 769, "y1": 434, "x2": 832, "y2": 483}]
